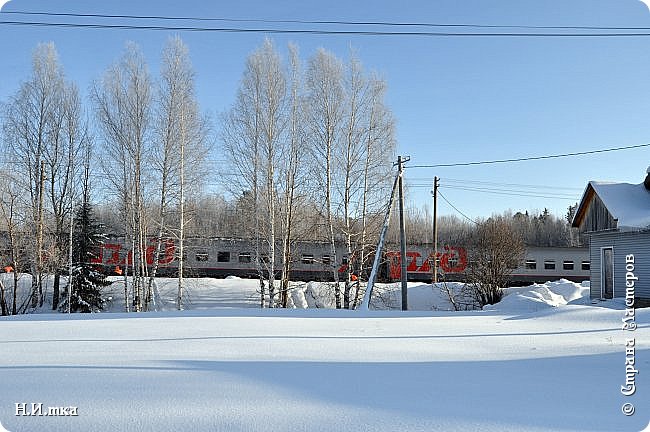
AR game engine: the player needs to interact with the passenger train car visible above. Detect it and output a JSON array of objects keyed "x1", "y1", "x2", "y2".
[
  {"x1": 93, "y1": 237, "x2": 590, "y2": 284},
  {"x1": 386, "y1": 244, "x2": 590, "y2": 284}
]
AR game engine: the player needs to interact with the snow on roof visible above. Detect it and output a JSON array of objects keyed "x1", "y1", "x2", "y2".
[{"x1": 590, "y1": 181, "x2": 650, "y2": 230}]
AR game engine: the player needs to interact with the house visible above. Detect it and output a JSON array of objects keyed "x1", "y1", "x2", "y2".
[{"x1": 572, "y1": 168, "x2": 650, "y2": 306}]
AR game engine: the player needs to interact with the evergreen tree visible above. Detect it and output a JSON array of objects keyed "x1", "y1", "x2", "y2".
[{"x1": 59, "y1": 201, "x2": 110, "y2": 313}]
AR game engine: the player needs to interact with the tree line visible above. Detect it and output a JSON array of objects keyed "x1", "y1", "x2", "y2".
[
  {"x1": 0, "y1": 36, "x2": 582, "y2": 315},
  {"x1": 0, "y1": 37, "x2": 397, "y2": 314}
]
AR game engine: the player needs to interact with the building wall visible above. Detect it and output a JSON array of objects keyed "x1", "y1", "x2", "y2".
[
  {"x1": 582, "y1": 193, "x2": 617, "y2": 232},
  {"x1": 589, "y1": 231, "x2": 650, "y2": 301}
]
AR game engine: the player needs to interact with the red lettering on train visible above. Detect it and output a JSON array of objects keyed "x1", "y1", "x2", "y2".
[
  {"x1": 97, "y1": 239, "x2": 177, "y2": 267},
  {"x1": 439, "y1": 246, "x2": 467, "y2": 273},
  {"x1": 386, "y1": 246, "x2": 468, "y2": 279}
]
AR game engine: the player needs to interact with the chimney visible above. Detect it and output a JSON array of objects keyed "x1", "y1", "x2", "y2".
[{"x1": 645, "y1": 166, "x2": 650, "y2": 191}]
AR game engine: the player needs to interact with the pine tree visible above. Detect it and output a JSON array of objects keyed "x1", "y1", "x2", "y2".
[{"x1": 60, "y1": 201, "x2": 111, "y2": 313}]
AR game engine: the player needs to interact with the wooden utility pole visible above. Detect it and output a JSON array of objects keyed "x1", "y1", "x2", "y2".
[
  {"x1": 432, "y1": 176, "x2": 439, "y2": 284},
  {"x1": 397, "y1": 155, "x2": 410, "y2": 311}
]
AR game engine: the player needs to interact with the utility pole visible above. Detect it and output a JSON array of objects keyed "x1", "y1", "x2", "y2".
[
  {"x1": 359, "y1": 173, "x2": 400, "y2": 311},
  {"x1": 432, "y1": 176, "x2": 439, "y2": 284},
  {"x1": 397, "y1": 155, "x2": 410, "y2": 311}
]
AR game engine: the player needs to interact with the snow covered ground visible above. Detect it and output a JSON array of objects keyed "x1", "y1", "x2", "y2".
[{"x1": 0, "y1": 277, "x2": 648, "y2": 431}]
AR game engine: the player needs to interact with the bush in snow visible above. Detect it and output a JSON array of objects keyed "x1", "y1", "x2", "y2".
[{"x1": 466, "y1": 217, "x2": 525, "y2": 307}]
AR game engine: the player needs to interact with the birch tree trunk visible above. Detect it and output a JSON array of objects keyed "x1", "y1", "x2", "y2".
[
  {"x1": 92, "y1": 42, "x2": 152, "y2": 312},
  {"x1": 222, "y1": 39, "x2": 286, "y2": 308},
  {"x1": 306, "y1": 49, "x2": 344, "y2": 308},
  {"x1": 280, "y1": 44, "x2": 304, "y2": 308}
]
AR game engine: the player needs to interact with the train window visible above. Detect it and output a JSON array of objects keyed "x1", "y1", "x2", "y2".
[
  {"x1": 217, "y1": 251, "x2": 230, "y2": 263},
  {"x1": 195, "y1": 251, "x2": 209, "y2": 262},
  {"x1": 582, "y1": 261, "x2": 590, "y2": 271},
  {"x1": 525, "y1": 260, "x2": 536, "y2": 270},
  {"x1": 544, "y1": 260, "x2": 555, "y2": 270},
  {"x1": 302, "y1": 254, "x2": 314, "y2": 264},
  {"x1": 416, "y1": 256, "x2": 424, "y2": 267},
  {"x1": 321, "y1": 255, "x2": 331, "y2": 265},
  {"x1": 239, "y1": 252, "x2": 251, "y2": 263},
  {"x1": 563, "y1": 261, "x2": 574, "y2": 270}
]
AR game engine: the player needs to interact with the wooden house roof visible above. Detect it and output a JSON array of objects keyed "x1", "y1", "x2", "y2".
[{"x1": 572, "y1": 181, "x2": 650, "y2": 231}]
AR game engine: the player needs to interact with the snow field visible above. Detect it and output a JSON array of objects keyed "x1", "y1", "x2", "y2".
[{"x1": 0, "y1": 276, "x2": 648, "y2": 431}]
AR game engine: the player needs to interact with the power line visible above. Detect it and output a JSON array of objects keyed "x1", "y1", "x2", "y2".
[
  {"x1": 407, "y1": 142, "x2": 650, "y2": 168},
  {"x1": 5, "y1": 18, "x2": 650, "y2": 37},
  {"x1": 440, "y1": 178, "x2": 583, "y2": 191},
  {"x1": 405, "y1": 182, "x2": 579, "y2": 199},
  {"x1": 440, "y1": 184, "x2": 578, "y2": 200},
  {"x1": 437, "y1": 190, "x2": 478, "y2": 225},
  {"x1": 7, "y1": 11, "x2": 650, "y2": 32},
  {"x1": 406, "y1": 178, "x2": 583, "y2": 192}
]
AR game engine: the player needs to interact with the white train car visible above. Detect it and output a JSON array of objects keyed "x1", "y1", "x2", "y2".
[{"x1": 95, "y1": 237, "x2": 589, "y2": 284}]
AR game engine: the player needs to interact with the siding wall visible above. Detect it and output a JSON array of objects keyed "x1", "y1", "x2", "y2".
[{"x1": 589, "y1": 231, "x2": 650, "y2": 300}]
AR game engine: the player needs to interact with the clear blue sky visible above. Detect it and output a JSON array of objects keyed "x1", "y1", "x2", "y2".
[{"x1": 2, "y1": 0, "x2": 650, "y2": 221}]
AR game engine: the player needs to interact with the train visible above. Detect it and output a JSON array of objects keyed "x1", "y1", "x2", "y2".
[{"x1": 93, "y1": 237, "x2": 590, "y2": 284}]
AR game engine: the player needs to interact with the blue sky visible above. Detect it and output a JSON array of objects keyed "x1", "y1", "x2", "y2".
[{"x1": 2, "y1": 0, "x2": 650, "y2": 220}]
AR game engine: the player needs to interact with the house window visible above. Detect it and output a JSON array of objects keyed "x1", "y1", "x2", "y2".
[
  {"x1": 582, "y1": 261, "x2": 590, "y2": 271},
  {"x1": 525, "y1": 260, "x2": 536, "y2": 270},
  {"x1": 563, "y1": 261, "x2": 574, "y2": 271},
  {"x1": 239, "y1": 252, "x2": 251, "y2": 263},
  {"x1": 302, "y1": 254, "x2": 314, "y2": 264},
  {"x1": 260, "y1": 254, "x2": 270, "y2": 264},
  {"x1": 544, "y1": 260, "x2": 555, "y2": 270},
  {"x1": 195, "y1": 251, "x2": 209, "y2": 262},
  {"x1": 217, "y1": 251, "x2": 230, "y2": 263},
  {"x1": 321, "y1": 255, "x2": 331, "y2": 265},
  {"x1": 342, "y1": 256, "x2": 349, "y2": 265}
]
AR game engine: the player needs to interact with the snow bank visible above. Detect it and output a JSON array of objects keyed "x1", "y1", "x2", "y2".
[
  {"x1": 484, "y1": 279, "x2": 590, "y2": 313},
  {"x1": 3, "y1": 272, "x2": 593, "y2": 314}
]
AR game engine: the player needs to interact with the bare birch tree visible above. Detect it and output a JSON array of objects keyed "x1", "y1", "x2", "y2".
[
  {"x1": 0, "y1": 168, "x2": 25, "y2": 315},
  {"x1": 339, "y1": 53, "x2": 368, "y2": 309},
  {"x1": 352, "y1": 74, "x2": 396, "y2": 308},
  {"x1": 222, "y1": 39, "x2": 286, "y2": 307},
  {"x1": 146, "y1": 36, "x2": 211, "y2": 310},
  {"x1": 278, "y1": 44, "x2": 307, "y2": 307},
  {"x1": 46, "y1": 83, "x2": 87, "y2": 310},
  {"x1": 3, "y1": 42, "x2": 68, "y2": 309},
  {"x1": 92, "y1": 42, "x2": 152, "y2": 312},
  {"x1": 306, "y1": 48, "x2": 344, "y2": 308}
]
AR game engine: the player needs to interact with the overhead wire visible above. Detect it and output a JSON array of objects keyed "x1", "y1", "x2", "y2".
[
  {"x1": 440, "y1": 184, "x2": 578, "y2": 200},
  {"x1": 437, "y1": 190, "x2": 478, "y2": 225},
  {"x1": 406, "y1": 142, "x2": 650, "y2": 168},
  {"x1": 6, "y1": 10, "x2": 650, "y2": 32},
  {"x1": 3, "y1": 15, "x2": 650, "y2": 36},
  {"x1": 438, "y1": 178, "x2": 583, "y2": 191},
  {"x1": 405, "y1": 178, "x2": 583, "y2": 192}
]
